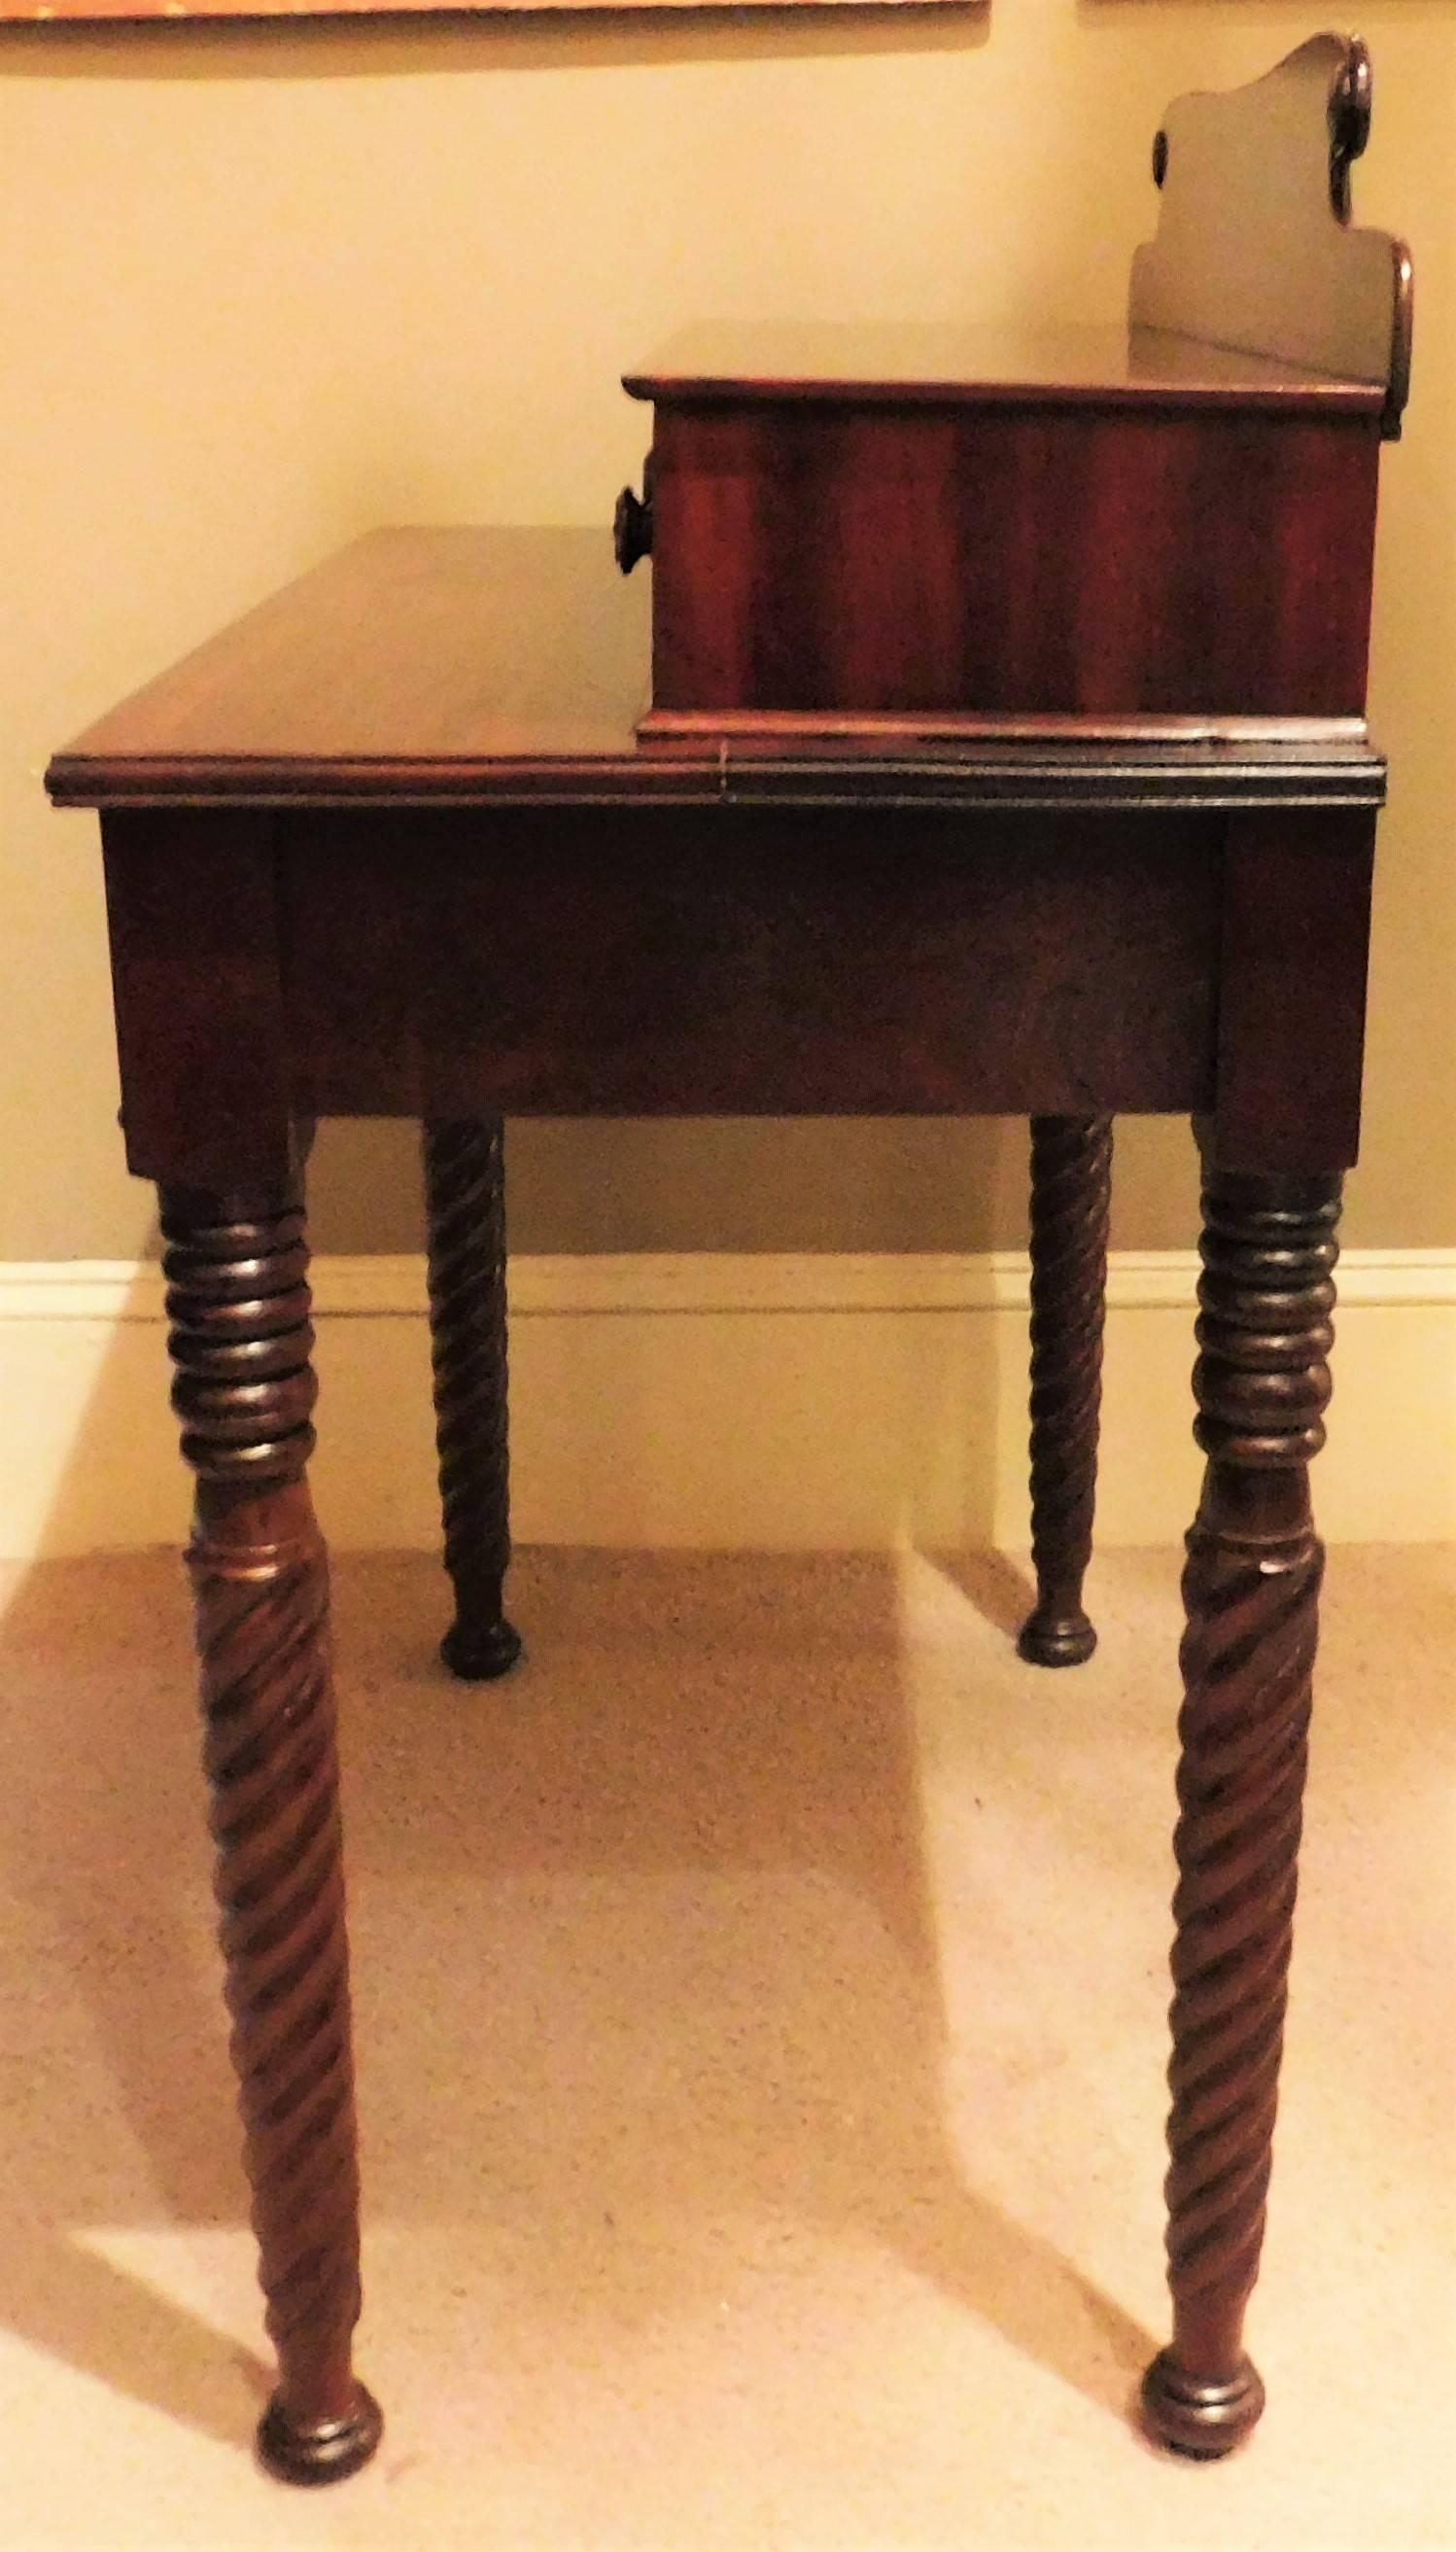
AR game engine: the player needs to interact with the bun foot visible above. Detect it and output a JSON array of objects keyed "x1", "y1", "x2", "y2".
[
  {"x1": 1140, "y1": 2350, "x2": 1265, "y2": 2459},
  {"x1": 257, "y1": 2385, "x2": 384, "y2": 2486},
  {"x1": 1017, "y1": 1606, "x2": 1097, "y2": 1667},
  {"x1": 440, "y1": 1616, "x2": 524, "y2": 1682}
]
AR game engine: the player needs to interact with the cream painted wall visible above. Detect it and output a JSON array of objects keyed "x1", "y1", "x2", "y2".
[{"x1": 2, "y1": 2, "x2": 1451, "y2": 1263}]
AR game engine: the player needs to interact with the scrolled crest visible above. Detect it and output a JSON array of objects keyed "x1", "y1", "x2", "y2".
[{"x1": 1131, "y1": 33, "x2": 1411, "y2": 440}]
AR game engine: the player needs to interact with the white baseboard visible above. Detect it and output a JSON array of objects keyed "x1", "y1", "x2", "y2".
[{"x1": 2, "y1": 1250, "x2": 1453, "y2": 1559}]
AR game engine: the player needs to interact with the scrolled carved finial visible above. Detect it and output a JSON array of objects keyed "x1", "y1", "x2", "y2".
[{"x1": 1328, "y1": 37, "x2": 1373, "y2": 218}]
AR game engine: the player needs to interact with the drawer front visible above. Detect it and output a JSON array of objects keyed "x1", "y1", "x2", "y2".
[{"x1": 647, "y1": 401, "x2": 1379, "y2": 720}]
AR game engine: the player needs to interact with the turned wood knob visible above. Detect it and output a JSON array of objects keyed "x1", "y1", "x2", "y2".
[{"x1": 613, "y1": 466, "x2": 653, "y2": 575}]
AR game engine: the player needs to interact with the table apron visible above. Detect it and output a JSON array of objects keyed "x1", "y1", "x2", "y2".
[
  {"x1": 277, "y1": 805, "x2": 1220, "y2": 1123},
  {"x1": 98, "y1": 801, "x2": 1371, "y2": 1183}
]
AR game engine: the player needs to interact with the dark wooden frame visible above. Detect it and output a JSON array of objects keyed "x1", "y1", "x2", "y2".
[{"x1": 1, "y1": 0, "x2": 970, "y2": 20}]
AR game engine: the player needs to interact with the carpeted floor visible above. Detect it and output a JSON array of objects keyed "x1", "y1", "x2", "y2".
[{"x1": 0, "y1": 1544, "x2": 1450, "y2": 2552}]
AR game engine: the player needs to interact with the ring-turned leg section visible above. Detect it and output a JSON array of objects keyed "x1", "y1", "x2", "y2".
[
  {"x1": 161, "y1": 1184, "x2": 382, "y2": 2484},
  {"x1": 1141, "y1": 1169, "x2": 1340, "y2": 2459},
  {"x1": 1018, "y1": 1115, "x2": 1112, "y2": 1667},
  {"x1": 422, "y1": 1116, "x2": 522, "y2": 1681}
]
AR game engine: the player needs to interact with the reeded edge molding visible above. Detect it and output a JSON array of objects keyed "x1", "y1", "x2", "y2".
[{"x1": 4, "y1": 1247, "x2": 1453, "y2": 1325}]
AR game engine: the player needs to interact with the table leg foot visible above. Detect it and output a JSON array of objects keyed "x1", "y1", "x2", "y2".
[
  {"x1": 423, "y1": 1116, "x2": 521, "y2": 1685},
  {"x1": 258, "y1": 2385, "x2": 385, "y2": 2487},
  {"x1": 1023, "y1": 1115, "x2": 1112, "y2": 1670},
  {"x1": 440, "y1": 1614, "x2": 524, "y2": 1682},
  {"x1": 257, "y1": 2378, "x2": 385, "y2": 2480},
  {"x1": 1140, "y1": 2347, "x2": 1265, "y2": 2459},
  {"x1": 1016, "y1": 1605, "x2": 1097, "y2": 1667}
]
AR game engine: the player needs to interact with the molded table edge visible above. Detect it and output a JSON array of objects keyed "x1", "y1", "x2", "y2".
[{"x1": 47, "y1": 743, "x2": 1388, "y2": 816}]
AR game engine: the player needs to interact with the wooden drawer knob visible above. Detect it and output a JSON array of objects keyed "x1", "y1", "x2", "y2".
[{"x1": 613, "y1": 460, "x2": 654, "y2": 574}]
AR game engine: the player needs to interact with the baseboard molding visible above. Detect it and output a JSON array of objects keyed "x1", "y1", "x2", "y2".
[{"x1": 2, "y1": 1249, "x2": 1453, "y2": 1558}]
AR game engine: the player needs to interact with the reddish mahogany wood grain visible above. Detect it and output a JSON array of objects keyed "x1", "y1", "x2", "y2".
[
  {"x1": 1208, "y1": 807, "x2": 1376, "y2": 1171},
  {"x1": 49, "y1": 530, "x2": 1385, "y2": 814},
  {"x1": 46, "y1": 38, "x2": 1408, "y2": 2474},
  {"x1": 646, "y1": 403, "x2": 1380, "y2": 717},
  {"x1": 275, "y1": 807, "x2": 1221, "y2": 1123},
  {"x1": 62, "y1": 534, "x2": 1383, "y2": 1197},
  {"x1": 101, "y1": 810, "x2": 299, "y2": 1187},
  {"x1": 51, "y1": 529, "x2": 652, "y2": 793}
]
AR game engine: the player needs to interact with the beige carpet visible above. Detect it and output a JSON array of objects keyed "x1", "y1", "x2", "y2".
[{"x1": 0, "y1": 1544, "x2": 1451, "y2": 2552}]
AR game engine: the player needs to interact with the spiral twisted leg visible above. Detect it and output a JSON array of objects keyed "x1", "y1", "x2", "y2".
[
  {"x1": 422, "y1": 1116, "x2": 522, "y2": 1681},
  {"x1": 1141, "y1": 1169, "x2": 1341, "y2": 2459},
  {"x1": 1018, "y1": 1115, "x2": 1112, "y2": 1667},
  {"x1": 161, "y1": 1183, "x2": 382, "y2": 2485}
]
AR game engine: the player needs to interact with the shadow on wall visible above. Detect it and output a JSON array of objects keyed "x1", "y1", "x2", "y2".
[{"x1": 0, "y1": 1538, "x2": 1160, "y2": 2492}]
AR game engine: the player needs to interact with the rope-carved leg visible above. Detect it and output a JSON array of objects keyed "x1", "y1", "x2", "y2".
[
  {"x1": 161, "y1": 1184, "x2": 382, "y2": 2486},
  {"x1": 422, "y1": 1116, "x2": 522, "y2": 1681},
  {"x1": 1142, "y1": 1169, "x2": 1340, "y2": 2458},
  {"x1": 1018, "y1": 1114, "x2": 1113, "y2": 1667}
]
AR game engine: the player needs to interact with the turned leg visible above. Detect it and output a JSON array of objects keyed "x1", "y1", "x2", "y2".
[
  {"x1": 422, "y1": 1116, "x2": 522, "y2": 1681},
  {"x1": 161, "y1": 1183, "x2": 382, "y2": 2484},
  {"x1": 1018, "y1": 1114, "x2": 1112, "y2": 1666},
  {"x1": 1142, "y1": 1169, "x2": 1340, "y2": 2458}
]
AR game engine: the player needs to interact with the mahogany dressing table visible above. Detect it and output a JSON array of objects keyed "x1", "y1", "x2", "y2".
[{"x1": 46, "y1": 35, "x2": 1411, "y2": 2490}]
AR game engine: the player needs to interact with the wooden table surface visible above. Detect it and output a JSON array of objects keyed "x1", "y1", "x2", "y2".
[{"x1": 50, "y1": 524, "x2": 1383, "y2": 812}]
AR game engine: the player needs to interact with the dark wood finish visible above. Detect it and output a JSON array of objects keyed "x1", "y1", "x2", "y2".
[
  {"x1": 50, "y1": 509, "x2": 1395, "y2": 2475},
  {"x1": 50, "y1": 40, "x2": 1410, "y2": 2451},
  {"x1": 6, "y1": 0, "x2": 957, "y2": 20},
  {"x1": 52, "y1": 526, "x2": 653, "y2": 796},
  {"x1": 623, "y1": 319, "x2": 1390, "y2": 411},
  {"x1": 101, "y1": 811, "x2": 298, "y2": 1189},
  {"x1": 424, "y1": 1109, "x2": 1112, "y2": 1687},
  {"x1": 1018, "y1": 1117, "x2": 1112, "y2": 1669},
  {"x1": 275, "y1": 807, "x2": 1222, "y2": 1124},
  {"x1": 614, "y1": 467, "x2": 654, "y2": 575},
  {"x1": 1210, "y1": 808, "x2": 1375, "y2": 1174},
  {"x1": 46, "y1": 532, "x2": 1387, "y2": 815},
  {"x1": 638, "y1": 393, "x2": 1379, "y2": 723},
  {"x1": 159, "y1": 1181, "x2": 381, "y2": 2485},
  {"x1": 622, "y1": 39, "x2": 1410, "y2": 736},
  {"x1": 1142, "y1": 1169, "x2": 1340, "y2": 2458},
  {"x1": 422, "y1": 1116, "x2": 521, "y2": 1682},
  {"x1": 45, "y1": 20, "x2": 1414, "y2": 2465}
]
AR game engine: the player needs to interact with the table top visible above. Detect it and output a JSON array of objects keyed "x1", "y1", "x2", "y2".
[
  {"x1": 74, "y1": 521, "x2": 1378, "y2": 1179},
  {"x1": 48, "y1": 527, "x2": 1384, "y2": 816},
  {"x1": 623, "y1": 321, "x2": 1389, "y2": 413}
]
